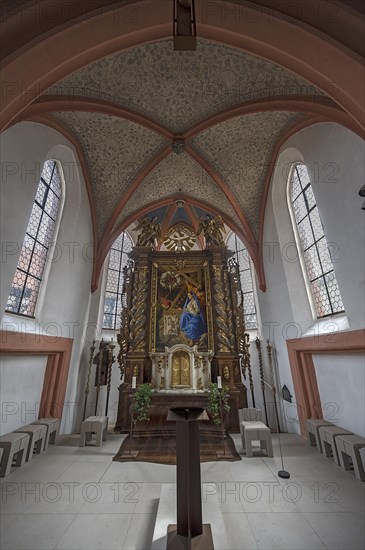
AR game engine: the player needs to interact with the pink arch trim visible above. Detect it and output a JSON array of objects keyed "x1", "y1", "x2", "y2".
[
  {"x1": 1, "y1": 1, "x2": 364, "y2": 132},
  {"x1": 16, "y1": 97, "x2": 174, "y2": 140}
]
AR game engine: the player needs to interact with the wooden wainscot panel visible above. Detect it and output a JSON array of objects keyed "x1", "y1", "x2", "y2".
[
  {"x1": 0, "y1": 330, "x2": 73, "y2": 421},
  {"x1": 286, "y1": 329, "x2": 365, "y2": 437}
]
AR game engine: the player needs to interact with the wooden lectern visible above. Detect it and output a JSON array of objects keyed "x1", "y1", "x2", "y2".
[{"x1": 167, "y1": 407, "x2": 214, "y2": 550}]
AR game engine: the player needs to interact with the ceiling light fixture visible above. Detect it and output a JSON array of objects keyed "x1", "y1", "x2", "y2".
[{"x1": 173, "y1": 0, "x2": 196, "y2": 51}]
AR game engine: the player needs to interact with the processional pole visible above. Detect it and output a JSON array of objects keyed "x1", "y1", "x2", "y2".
[
  {"x1": 245, "y1": 333, "x2": 256, "y2": 408},
  {"x1": 105, "y1": 338, "x2": 115, "y2": 417},
  {"x1": 94, "y1": 339, "x2": 104, "y2": 416},
  {"x1": 255, "y1": 337, "x2": 268, "y2": 424},
  {"x1": 266, "y1": 340, "x2": 280, "y2": 433},
  {"x1": 83, "y1": 339, "x2": 96, "y2": 420},
  {"x1": 236, "y1": 286, "x2": 256, "y2": 408}
]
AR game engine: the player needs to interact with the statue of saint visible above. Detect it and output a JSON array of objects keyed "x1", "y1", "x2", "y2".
[
  {"x1": 134, "y1": 216, "x2": 161, "y2": 248},
  {"x1": 197, "y1": 214, "x2": 225, "y2": 246}
]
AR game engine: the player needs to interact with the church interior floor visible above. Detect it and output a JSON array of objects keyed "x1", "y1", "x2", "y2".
[{"x1": 0, "y1": 432, "x2": 364, "y2": 550}]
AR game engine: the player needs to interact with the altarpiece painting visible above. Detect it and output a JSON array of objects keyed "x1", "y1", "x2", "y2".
[{"x1": 151, "y1": 261, "x2": 213, "y2": 352}]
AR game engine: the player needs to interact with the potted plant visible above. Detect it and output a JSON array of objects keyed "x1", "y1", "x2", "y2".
[
  {"x1": 207, "y1": 382, "x2": 230, "y2": 425},
  {"x1": 134, "y1": 383, "x2": 153, "y2": 423}
]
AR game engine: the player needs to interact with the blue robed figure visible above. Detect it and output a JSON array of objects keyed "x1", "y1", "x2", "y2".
[{"x1": 179, "y1": 291, "x2": 206, "y2": 342}]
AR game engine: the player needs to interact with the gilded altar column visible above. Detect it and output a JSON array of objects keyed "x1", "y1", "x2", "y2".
[
  {"x1": 115, "y1": 246, "x2": 152, "y2": 432},
  {"x1": 126, "y1": 246, "x2": 152, "y2": 384},
  {"x1": 210, "y1": 247, "x2": 247, "y2": 428}
]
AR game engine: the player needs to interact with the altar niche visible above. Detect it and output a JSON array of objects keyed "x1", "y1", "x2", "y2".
[
  {"x1": 115, "y1": 246, "x2": 247, "y2": 434},
  {"x1": 150, "y1": 344, "x2": 213, "y2": 391}
]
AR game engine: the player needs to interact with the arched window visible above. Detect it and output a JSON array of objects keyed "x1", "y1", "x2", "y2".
[
  {"x1": 227, "y1": 233, "x2": 258, "y2": 329},
  {"x1": 289, "y1": 164, "x2": 344, "y2": 318},
  {"x1": 6, "y1": 160, "x2": 63, "y2": 317},
  {"x1": 103, "y1": 232, "x2": 133, "y2": 330}
]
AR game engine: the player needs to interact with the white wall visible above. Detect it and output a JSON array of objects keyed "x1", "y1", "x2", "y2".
[
  {"x1": 0, "y1": 122, "x2": 94, "y2": 433},
  {"x1": 313, "y1": 353, "x2": 365, "y2": 437},
  {"x1": 257, "y1": 122, "x2": 365, "y2": 434},
  {"x1": 0, "y1": 355, "x2": 47, "y2": 435}
]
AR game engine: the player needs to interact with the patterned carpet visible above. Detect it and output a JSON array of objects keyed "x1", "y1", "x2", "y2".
[{"x1": 113, "y1": 433, "x2": 241, "y2": 464}]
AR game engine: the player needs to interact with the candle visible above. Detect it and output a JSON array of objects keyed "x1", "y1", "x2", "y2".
[
  {"x1": 132, "y1": 376, "x2": 137, "y2": 389},
  {"x1": 217, "y1": 376, "x2": 222, "y2": 389}
]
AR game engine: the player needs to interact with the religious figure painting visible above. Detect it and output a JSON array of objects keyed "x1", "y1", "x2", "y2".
[{"x1": 154, "y1": 265, "x2": 209, "y2": 350}]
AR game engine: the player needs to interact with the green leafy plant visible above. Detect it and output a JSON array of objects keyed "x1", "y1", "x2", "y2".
[
  {"x1": 208, "y1": 382, "x2": 230, "y2": 425},
  {"x1": 134, "y1": 383, "x2": 152, "y2": 423}
]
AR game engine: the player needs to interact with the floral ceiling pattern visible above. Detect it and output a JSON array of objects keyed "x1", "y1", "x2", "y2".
[
  {"x1": 113, "y1": 152, "x2": 243, "y2": 232},
  {"x1": 48, "y1": 39, "x2": 321, "y2": 133},
  {"x1": 39, "y1": 38, "x2": 326, "y2": 248},
  {"x1": 191, "y1": 111, "x2": 305, "y2": 233},
  {"x1": 51, "y1": 111, "x2": 168, "y2": 234}
]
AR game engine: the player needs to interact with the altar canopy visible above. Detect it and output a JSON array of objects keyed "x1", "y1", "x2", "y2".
[{"x1": 115, "y1": 226, "x2": 248, "y2": 433}]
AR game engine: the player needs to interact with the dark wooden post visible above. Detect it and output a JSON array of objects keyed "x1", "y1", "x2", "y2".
[{"x1": 167, "y1": 407, "x2": 214, "y2": 549}]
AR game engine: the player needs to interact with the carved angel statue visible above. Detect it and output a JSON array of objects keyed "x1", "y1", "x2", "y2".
[
  {"x1": 135, "y1": 216, "x2": 161, "y2": 248},
  {"x1": 197, "y1": 214, "x2": 225, "y2": 246}
]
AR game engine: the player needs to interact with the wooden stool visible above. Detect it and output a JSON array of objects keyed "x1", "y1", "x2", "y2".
[
  {"x1": 0, "y1": 432, "x2": 30, "y2": 477},
  {"x1": 32, "y1": 418, "x2": 60, "y2": 450},
  {"x1": 80, "y1": 416, "x2": 108, "y2": 447},
  {"x1": 318, "y1": 425, "x2": 353, "y2": 466},
  {"x1": 240, "y1": 420, "x2": 273, "y2": 457},
  {"x1": 306, "y1": 419, "x2": 334, "y2": 453},
  {"x1": 336, "y1": 434, "x2": 365, "y2": 482},
  {"x1": 14, "y1": 424, "x2": 47, "y2": 461}
]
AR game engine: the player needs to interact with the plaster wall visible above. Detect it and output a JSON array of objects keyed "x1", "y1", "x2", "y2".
[
  {"x1": 257, "y1": 123, "x2": 365, "y2": 434},
  {"x1": 313, "y1": 353, "x2": 365, "y2": 437},
  {"x1": 0, "y1": 121, "x2": 94, "y2": 433},
  {"x1": 0, "y1": 355, "x2": 47, "y2": 435}
]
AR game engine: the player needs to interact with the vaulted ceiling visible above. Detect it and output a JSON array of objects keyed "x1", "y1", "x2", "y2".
[
  {"x1": 28, "y1": 39, "x2": 333, "y2": 273},
  {"x1": 4, "y1": 1, "x2": 363, "y2": 292}
]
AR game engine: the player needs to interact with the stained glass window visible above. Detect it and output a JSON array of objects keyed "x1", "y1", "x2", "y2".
[
  {"x1": 289, "y1": 164, "x2": 344, "y2": 318},
  {"x1": 227, "y1": 233, "x2": 258, "y2": 329},
  {"x1": 103, "y1": 232, "x2": 133, "y2": 329},
  {"x1": 6, "y1": 160, "x2": 62, "y2": 317}
]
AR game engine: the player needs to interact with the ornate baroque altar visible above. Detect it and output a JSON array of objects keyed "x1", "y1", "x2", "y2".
[{"x1": 115, "y1": 241, "x2": 248, "y2": 434}]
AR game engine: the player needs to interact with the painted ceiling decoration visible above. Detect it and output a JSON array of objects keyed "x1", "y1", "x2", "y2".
[
  {"x1": 51, "y1": 111, "x2": 168, "y2": 235},
  {"x1": 47, "y1": 39, "x2": 322, "y2": 133},
  {"x1": 112, "y1": 152, "x2": 244, "y2": 233},
  {"x1": 20, "y1": 37, "x2": 348, "y2": 290}
]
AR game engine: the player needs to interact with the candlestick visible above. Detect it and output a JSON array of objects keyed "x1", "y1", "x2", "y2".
[
  {"x1": 132, "y1": 376, "x2": 137, "y2": 389},
  {"x1": 217, "y1": 376, "x2": 222, "y2": 389}
]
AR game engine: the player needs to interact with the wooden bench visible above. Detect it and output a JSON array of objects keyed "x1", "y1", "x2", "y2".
[
  {"x1": 336, "y1": 434, "x2": 365, "y2": 482},
  {"x1": 32, "y1": 418, "x2": 60, "y2": 450},
  {"x1": 80, "y1": 416, "x2": 108, "y2": 447},
  {"x1": 306, "y1": 419, "x2": 334, "y2": 453},
  {"x1": 14, "y1": 424, "x2": 47, "y2": 461},
  {"x1": 318, "y1": 425, "x2": 353, "y2": 466},
  {"x1": 0, "y1": 432, "x2": 30, "y2": 477}
]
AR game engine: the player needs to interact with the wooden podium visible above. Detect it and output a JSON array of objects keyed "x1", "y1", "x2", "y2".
[{"x1": 166, "y1": 407, "x2": 214, "y2": 550}]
